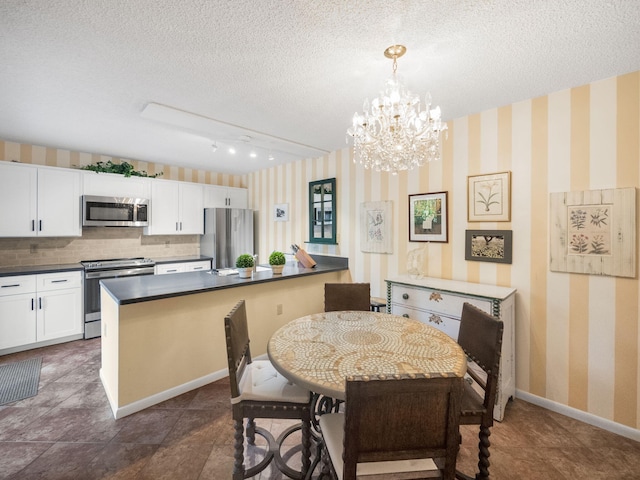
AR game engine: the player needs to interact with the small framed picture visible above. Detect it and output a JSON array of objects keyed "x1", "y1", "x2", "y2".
[
  {"x1": 409, "y1": 191, "x2": 448, "y2": 242},
  {"x1": 467, "y1": 171, "x2": 511, "y2": 222},
  {"x1": 274, "y1": 203, "x2": 288, "y2": 222},
  {"x1": 465, "y1": 230, "x2": 513, "y2": 264}
]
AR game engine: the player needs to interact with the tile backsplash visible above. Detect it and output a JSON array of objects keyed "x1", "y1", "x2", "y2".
[{"x1": 0, "y1": 227, "x2": 199, "y2": 267}]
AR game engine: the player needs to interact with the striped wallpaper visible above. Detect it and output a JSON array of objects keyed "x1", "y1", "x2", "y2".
[
  {"x1": 0, "y1": 71, "x2": 638, "y2": 436},
  {"x1": 248, "y1": 71, "x2": 640, "y2": 434}
]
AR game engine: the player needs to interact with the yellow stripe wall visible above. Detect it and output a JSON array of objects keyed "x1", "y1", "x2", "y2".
[
  {"x1": 248, "y1": 71, "x2": 640, "y2": 432},
  {"x1": 0, "y1": 71, "x2": 638, "y2": 433}
]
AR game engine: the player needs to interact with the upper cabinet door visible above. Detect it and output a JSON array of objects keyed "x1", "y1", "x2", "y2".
[
  {"x1": 0, "y1": 163, "x2": 80, "y2": 238},
  {"x1": 145, "y1": 180, "x2": 203, "y2": 235},
  {"x1": 203, "y1": 184, "x2": 248, "y2": 209},
  {"x1": 146, "y1": 180, "x2": 180, "y2": 235},
  {"x1": 82, "y1": 171, "x2": 150, "y2": 199},
  {"x1": 0, "y1": 163, "x2": 38, "y2": 237},
  {"x1": 178, "y1": 182, "x2": 204, "y2": 234},
  {"x1": 37, "y1": 167, "x2": 81, "y2": 237}
]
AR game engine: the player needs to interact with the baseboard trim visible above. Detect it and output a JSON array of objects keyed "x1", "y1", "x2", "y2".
[
  {"x1": 100, "y1": 368, "x2": 229, "y2": 419},
  {"x1": 516, "y1": 389, "x2": 640, "y2": 442}
]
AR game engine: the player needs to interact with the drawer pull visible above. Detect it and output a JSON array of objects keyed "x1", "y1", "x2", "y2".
[
  {"x1": 166, "y1": 269, "x2": 178, "y2": 273},
  {"x1": 51, "y1": 279, "x2": 68, "y2": 283},
  {"x1": 1, "y1": 284, "x2": 21, "y2": 288},
  {"x1": 402, "y1": 293, "x2": 409, "y2": 300},
  {"x1": 428, "y1": 313, "x2": 443, "y2": 324},
  {"x1": 429, "y1": 292, "x2": 443, "y2": 302},
  {"x1": 402, "y1": 313, "x2": 409, "y2": 318},
  {"x1": 31, "y1": 298, "x2": 35, "y2": 310}
]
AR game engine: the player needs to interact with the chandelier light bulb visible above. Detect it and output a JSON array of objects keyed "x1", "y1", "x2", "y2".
[{"x1": 347, "y1": 45, "x2": 447, "y2": 174}]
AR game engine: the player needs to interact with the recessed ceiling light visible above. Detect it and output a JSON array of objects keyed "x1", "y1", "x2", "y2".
[
  {"x1": 268, "y1": 154, "x2": 274, "y2": 161},
  {"x1": 250, "y1": 151, "x2": 257, "y2": 158},
  {"x1": 229, "y1": 147, "x2": 236, "y2": 154}
]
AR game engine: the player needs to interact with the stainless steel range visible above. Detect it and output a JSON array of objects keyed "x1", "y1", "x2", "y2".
[{"x1": 81, "y1": 257, "x2": 155, "y2": 339}]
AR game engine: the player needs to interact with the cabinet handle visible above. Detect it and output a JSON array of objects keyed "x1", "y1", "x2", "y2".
[
  {"x1": 31, "y1": 220, "x2": 35, "y2": 231},
  {"x1": 193, "y1": 266, "x2": 203, "y2": 270},
  {"x1": 1, "y1": 284, "x2": 21, "y2": 288},
  {"x1": 402, "y1": 293, "x2": 409, "y2": 300},
  {"x1": 179, "y1": 222, "x2": 182, "y2": 231},
  {"x1": 429, "y1": 292, "x2": 443, "y2": 302},
  {"x1": 176, "y1": 222, "x2": 179, "y2": 231},
  {"x1": 428, "y1": 313, "x2": 443, "y2": 325},
  {"x1": 38, "y1": 297, "x2": 42, "y2": 309},
  {"x1": 166, "y1": 269, "x2": 178, "y2": 273},
  {"x1": 402, "y1": 313, "x2": 409, "y2": 318},
  {"x1": 39, "y1": 220, "x2": 42, "y2": 231},
  {"x1": 31, "y1": 298, "x2": 35, "y2": 310},
  {"x1": 51, "y1": 279, "x2": 68, "y2": 283}
]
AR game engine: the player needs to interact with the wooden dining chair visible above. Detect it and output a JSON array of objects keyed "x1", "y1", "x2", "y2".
[
  {"x1": 319, "y1": 373, "x2": 464, "y2": 480},
  {"x1": 324, "y1": 282, "x2": 371, "y2": 312},
  {"x1": 456, "y1": 302, "x2": 504, "y2": 480},
  {"x1": 224, "y1": 300, "x2": 312, "y2": 480}
]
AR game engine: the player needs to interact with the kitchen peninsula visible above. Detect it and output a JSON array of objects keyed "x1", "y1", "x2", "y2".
[{"x1": 99, "y1": 255, "x2": 349, "y2": 418}]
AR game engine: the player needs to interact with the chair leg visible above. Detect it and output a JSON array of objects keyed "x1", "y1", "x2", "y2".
[
  {"x1": 246, "y1": 417, "x2": 256, "y2": 445},
  {"x1": 301, "y1": 416, "x2": 312, "y2": 475},
  {"x1": 233, "y1": 419, "x2": 245, "y2": 480},
  {"x1": 476, "y1": 424, "x2": 492, "y2": 480}
]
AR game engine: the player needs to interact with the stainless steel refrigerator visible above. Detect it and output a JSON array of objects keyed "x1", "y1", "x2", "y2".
[{"x1": 200, "y1": 208, "x2": 254, "y2": 270}]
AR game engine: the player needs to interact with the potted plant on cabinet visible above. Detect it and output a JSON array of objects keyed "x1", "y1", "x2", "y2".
[
  {"x1": 235, "y1": 254, "x2": 255, "y2": 278},
  {"x1": 268, "y1": 251, "x2": 286, "y2": 275}
]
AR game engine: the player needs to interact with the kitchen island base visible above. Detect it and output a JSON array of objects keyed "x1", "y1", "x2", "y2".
[{"x1": 100, "y1": 269, "x2": 348, "y2": 419}]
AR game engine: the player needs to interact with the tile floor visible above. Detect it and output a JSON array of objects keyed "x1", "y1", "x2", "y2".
[{"x1": 1, "y1": 339, "x2": 639, "y2": 479}]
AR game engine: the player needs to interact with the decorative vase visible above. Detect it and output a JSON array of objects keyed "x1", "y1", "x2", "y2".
[
  {"x1": 237, "y1": 267, "x2": 253, "y2": 279},
  {"x1": 270, "y1": 264, "x2": 284, "y2": 275}
]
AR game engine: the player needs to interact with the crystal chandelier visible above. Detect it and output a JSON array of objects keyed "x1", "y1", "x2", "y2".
[{"x1": 347, "y1": 45, "x2": 447, "y2": 175}]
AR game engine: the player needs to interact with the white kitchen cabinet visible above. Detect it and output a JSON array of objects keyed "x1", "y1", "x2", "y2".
[
  {"x1": 145, "y1": 180, "x2": 204, "y2": 235},
  {"x1": 203, "y1": 184, "x2": 248, "y2": 209},
  {"x1": 386, "y1": 275, "x2": 516, "y2": 421},
  {"x1": 0, "y1": 271, "x2": 83, "y2": 353},
  {"x1": 155, "y1": 260, "x2": 211, "y2": 275},
  {"x1": 82, "y1": 171, "x2": 150, "y2": 199},
  {"x1": 0, "y1": 163, "x2": 81, "y2": 237}
]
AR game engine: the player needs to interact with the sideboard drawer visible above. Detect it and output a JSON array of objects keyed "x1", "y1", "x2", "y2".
[
  {"x1": 392, "y1": 304, "x2": 461, "y2": 340},
  {"x1": 391, "y1": 284, "x2": 491, "y2": 317}
]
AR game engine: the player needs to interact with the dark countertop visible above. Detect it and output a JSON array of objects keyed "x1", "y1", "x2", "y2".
[
  {"x1": 153, "y1": 255, "x2": 212, "y2": 265},
  {"x1": 0, "y1": 263, "x2": 84, "y2": 277},
  {"x1": 101, "y1": 255, "x2": 348, "y2": 305}
]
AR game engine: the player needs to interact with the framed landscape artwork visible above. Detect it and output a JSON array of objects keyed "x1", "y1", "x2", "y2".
[
  {"x1": 465, "y1": 230, "x2": 513, "y2": 264},
  {"x1": 467, "y1": 171, "x2": 511, "y2": 222},
  {"x1": 409, "y1": 192, "x2": 448, "y2": 242}
]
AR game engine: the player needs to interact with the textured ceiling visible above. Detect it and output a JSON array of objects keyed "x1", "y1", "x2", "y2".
[{"x1": 1, "y1": 0, "x2": 639, "y2": 175}]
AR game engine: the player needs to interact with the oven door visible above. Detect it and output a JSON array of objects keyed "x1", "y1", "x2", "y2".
[{"x1": 84, "y1": 267, "x2": 154, "y2": 338}]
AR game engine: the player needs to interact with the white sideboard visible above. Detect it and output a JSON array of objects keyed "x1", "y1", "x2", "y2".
[{"x1": 385, "y1": 275, "x2": 516, "y2": 421}]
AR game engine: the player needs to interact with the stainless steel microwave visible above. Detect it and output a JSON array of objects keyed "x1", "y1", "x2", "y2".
[{"x1": 82, "y1": 195, "x2": 149, "y2": 227}]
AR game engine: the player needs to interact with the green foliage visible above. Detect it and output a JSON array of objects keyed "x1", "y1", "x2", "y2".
[
  {"x1": 79, "y1": 160, "x2": 162, "y2": 178},
  {"x1": 268, "y1": 251, "x2": 286, "y2": 265},
  {"x1": 235, "y1": 254, "x2": 255, "y2": 268}
]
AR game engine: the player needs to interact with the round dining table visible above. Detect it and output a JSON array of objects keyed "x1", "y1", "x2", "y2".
[{"x1": 267, "y1": 310, "x2": 467, "y2": 400}]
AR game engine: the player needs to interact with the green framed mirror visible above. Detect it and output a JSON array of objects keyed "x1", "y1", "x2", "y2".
[{"x1": 308, "y1": 177, "x2": 336, "y2": 244}]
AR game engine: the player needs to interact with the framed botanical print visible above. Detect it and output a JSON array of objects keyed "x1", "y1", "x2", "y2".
[
  {"x1": 409, "y1": 191, "x2": 448, "y2": 242},
  {"x1": 360, "y1": 201, "x2": 393, "y2": 253},
  {"x1": 274, "y1": 203, "x2": 288, "y2": 221},
  {"x1": 467, "y1": 171, "x2": 511, "y2": 222}
]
